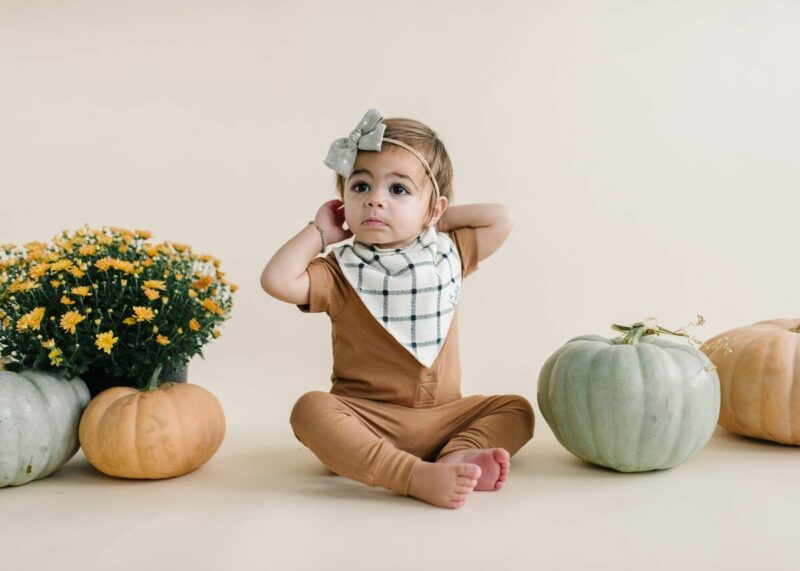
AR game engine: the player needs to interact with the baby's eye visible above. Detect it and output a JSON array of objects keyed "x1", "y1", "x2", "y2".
[
  {"x1": 390, "y1": 184, "x2": 409, "y2": 195},
  {"x1": 350, "y1": 182, "x2": 370, "y2": 193}
]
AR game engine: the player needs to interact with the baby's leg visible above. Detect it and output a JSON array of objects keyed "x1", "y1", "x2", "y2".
[
  {"x1": 290, "y1": 391, "x2": 480, "y2": 508},
  {"x1": 435, "y1": 395, "x2": 535, "y2": 491}
]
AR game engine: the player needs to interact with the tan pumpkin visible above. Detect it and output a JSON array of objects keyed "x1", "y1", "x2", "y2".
[
  {"x1": 79, "y1": 380, "x2": 226, "y2": 479},
  {"x1": 702, "y1": 319, "x2": 800, "y2": 444}
]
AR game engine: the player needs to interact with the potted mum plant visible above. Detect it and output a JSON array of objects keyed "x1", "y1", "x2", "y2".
[{"x1": 0, "y1": 226, "x2": 237, "y2": 397}]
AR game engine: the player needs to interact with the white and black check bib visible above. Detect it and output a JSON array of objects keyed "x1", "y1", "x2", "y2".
[{"x1": 333, "y1": 226, "x2": 462, "y2": 367}]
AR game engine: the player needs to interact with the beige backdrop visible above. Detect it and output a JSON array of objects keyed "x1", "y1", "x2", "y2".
[{"x1": 2, "y1": 1, "x2": 799, "y2": 569}]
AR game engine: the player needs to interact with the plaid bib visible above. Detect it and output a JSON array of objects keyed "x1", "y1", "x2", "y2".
[{"x1": 333, "y1": 226, "x2": 462, "y2": 367}]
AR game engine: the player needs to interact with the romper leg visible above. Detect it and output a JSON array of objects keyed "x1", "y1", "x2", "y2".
[
  {"x1": 434, "y1": 394, "x2": 535, "y2": 460},
  {"x1": 289, "y1": 391, "x2": 422, "y2": 496}
]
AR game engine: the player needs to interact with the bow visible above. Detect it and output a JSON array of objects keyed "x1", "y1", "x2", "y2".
[{"x1": 323, "y1": 109, "x2": 386, "y2": 177}]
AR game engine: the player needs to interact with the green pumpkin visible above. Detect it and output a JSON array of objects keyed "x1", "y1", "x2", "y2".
[
  {"x1": 537, "y1": 323, "x2": 720, "y2": 472},
  {"x1": 0, "y1": 369, "x2": 90, "y2": 487}
]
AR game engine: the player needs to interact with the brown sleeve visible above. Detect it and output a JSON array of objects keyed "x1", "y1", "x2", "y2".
[
  {"x1": 296, "y1": 254, "x2": 347, "y2": 315},
  {"x1": 448, "y1": 226, "x2": 481, "y2": 278}
]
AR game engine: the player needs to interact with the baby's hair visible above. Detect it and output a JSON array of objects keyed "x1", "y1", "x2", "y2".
[{"x1": 334, "y1": 117, "x2": 454, "y2": 217}]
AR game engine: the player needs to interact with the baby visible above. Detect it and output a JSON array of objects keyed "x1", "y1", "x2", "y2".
[{"x1": 261, "y1": 110, "x2": 534, "y2": 509}]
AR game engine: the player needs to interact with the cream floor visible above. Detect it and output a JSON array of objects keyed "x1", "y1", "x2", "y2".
[{"x1": 1, "y1": 420, "x2": 796, "y2": 571}]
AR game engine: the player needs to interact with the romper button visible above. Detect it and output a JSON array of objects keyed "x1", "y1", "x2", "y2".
[{"x1": 426, "y1": 371, "x2": 433, "y2": 378}]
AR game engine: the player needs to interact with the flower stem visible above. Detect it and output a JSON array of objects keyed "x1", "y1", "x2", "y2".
[{"x1": 146, "y1": 364, "x2": 163, "y2": 391}]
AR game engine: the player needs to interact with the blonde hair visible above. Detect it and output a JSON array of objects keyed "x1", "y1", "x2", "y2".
[{"x1": 334, "y1": 117, "x2": 454, "y2": 217}]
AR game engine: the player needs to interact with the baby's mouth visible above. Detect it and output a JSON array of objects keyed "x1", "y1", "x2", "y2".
[{"x1": 363, "y1": 219, "x2": 388, "y2": 227}]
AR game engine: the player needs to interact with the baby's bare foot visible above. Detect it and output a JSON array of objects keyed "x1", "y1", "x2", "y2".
[
  {"x1": 437, "y1": 448, "x2": 510, "y2": 491},
  {"x1": 407, "y1": 461, "x2": 481, "y2": 509}
]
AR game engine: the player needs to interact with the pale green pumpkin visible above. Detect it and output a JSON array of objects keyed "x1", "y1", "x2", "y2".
[
  {"x1": 537, "y1": 323, "x2": 720, "y2": 472},
  {"x1": 0, "y1": 369, "x2": 90, "y2": 487}
]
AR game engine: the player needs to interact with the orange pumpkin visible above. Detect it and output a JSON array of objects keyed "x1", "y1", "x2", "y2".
[
  {"x1": 79, "y1": 381, "x2": 226, "y2": 479},
  {"x1": 702, "y1": 319, "x2": 800, "y2": 444}
]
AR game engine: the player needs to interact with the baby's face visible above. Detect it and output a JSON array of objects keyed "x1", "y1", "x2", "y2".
[{"x1": 343, "y1": 146, "x2": 446, "y2": 249}]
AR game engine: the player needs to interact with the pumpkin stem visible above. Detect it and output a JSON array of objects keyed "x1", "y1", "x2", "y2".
[
  {"x1": 611, "y1": 320, "x2": 691, "y2": 346},
  {"x1": 146, "y1": 364, "x2": 163, "y2": 391}
]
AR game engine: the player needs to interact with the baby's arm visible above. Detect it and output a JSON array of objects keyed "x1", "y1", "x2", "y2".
[
  {"x1": 260, "y1": 199, "x2": 352, "y2": 305},
  {"x1": 436, "y1": 203, "x2": 513, "y2": 263}
]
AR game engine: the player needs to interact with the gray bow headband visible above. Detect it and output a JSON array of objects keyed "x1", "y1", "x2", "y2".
[{"x1": 323, "y1": 109, "x2": 440, "y2": 198}]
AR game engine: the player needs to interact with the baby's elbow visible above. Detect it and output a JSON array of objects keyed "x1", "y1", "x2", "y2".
[{"x1": 260, "y1": 269, "x2": 278, "y2": 297}]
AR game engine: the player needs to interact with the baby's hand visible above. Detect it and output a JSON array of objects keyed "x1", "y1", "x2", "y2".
[{"x1": 314, "y1": 199, "x2": 353, "y2": 244}]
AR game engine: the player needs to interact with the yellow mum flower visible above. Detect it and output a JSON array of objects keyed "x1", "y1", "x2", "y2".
[
  {"x1": 29, "y1": 263, "x2": 50, "y2": 278},
  {"x1": 97, "y1": 234, "x2": 113, "y2": 246},
  {"x1": 212, "y1": 330, "x2": 221, "y2": 338},
  {"x1": 50, "y1": 259, "x2": 74, "y2": 272},
  {"x1": 142, "y1": 259, "x2": 153, "y2": 267},
  {"x1": 135, "y1": 229, "x2": 152, "y2": 239},
  {"x1": 69, "y1": 267, "x2": 85, "y2": 278},
  {"x1": 132, "y1": 306, "x2": 155, "y2": 322},
  {"x1": 175, "y1": 273, "x2": 183, "y2": 280},
  {"x1": 123, "y1": 317, "x2": 137, "y2": 325},
  {"x1": 48, "y1": 348, "x2": 64, "y2": 366},
  {"x1": 143, "y1": 287, "x2": 160, "y2": 301},
  {"x1": 50, "y1": 279, "x2": 62, "y2": 288},
  {"x1": 119, "y1": 244, "x2": 128, "y2": 253},
  {"x1": 41, "y1": 338, "x2": 55, "y2": 349},
  {"x1": 95, "y1": 257, "x2": 113, "y2": 271},
  {"x1": 187, "y1": 290, "x2": 197, "y2": 299},
  {"x1": 230, "y1": 283, "x2": 239, "y2": 293},
  {"x1": 156, "y1": 334, "x2": 170, "y2": 345},
  {"x1": 60, "y1": 296, "x2": 75, "y2": 305},
  {"x1": 95, "y1": 331, "x2": 119, "y2": 354},
  {"x1": 177, "y1": 327, "x2": 183, "y2": 334},
  {"x1": 201, "y1": 298, "x2": 224, "y2": 316},
  {"x1": 78, "y1": 244, "x2": 98, "y2": 256},
  {"x1": 144, "y1": 246, "x2": 158, "y2": 257},
  {"x1": 60, "y1": 310, "x2": 86, "y2": 334},
  {"x1": 152, "y1": 325, "x2": 158, "y2": 333},
  {"x1": 189, "y1": 318, "x2": 201, "y2": 331},
  {"x1": 191, "y1": 275, "x2": 213, "y2": 291},
  {"x1": 71, "y1": 286, "x2": 92, "y2": 297},
  {"x1": 143, "y1": 280, "x2": 166, "y2": 290},
  {"x1": 16, "y1": 307, "x2": 45, "y2": 332},
  {"x1": 8, "y1": 279, "x2": 41, "y2": 293},
  {"x1": 120, "y1": 279, "x2": 128, "y2": 286}
]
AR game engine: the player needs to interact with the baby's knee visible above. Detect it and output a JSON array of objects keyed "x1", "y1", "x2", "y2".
[
  {"x1": 505, "y1": 394, "x2": 536, "y2": 437},
  {"x1": 289, "y1": 390, "x2": 334, "y2": 436}
]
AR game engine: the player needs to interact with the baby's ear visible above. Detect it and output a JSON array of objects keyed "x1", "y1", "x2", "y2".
[{"x1": 431, "y1": 196, "x2": 448, "y2": 225}]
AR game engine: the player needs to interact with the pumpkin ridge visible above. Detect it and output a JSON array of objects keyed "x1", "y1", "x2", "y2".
[
  {"x1": 549, "y1": 346, "x2": 576, "y2": 451},
  {"x1": 587, "y1": 345, "x2": 618, "y2": 467},
  {"x1": 756, "y1": 332, "x2": 782, "y2": 441},
  {"x1": 632, "y1": 344, "x2": 651, "y2": 469},
  {"x1": 728, "y1": 333, "x2": 768, "y2": 435},
  {"x1": 133, "y1": 392, "x2": 149, "y2": 478},
  {"x1": 35, "y1": 375, "x2": 64, "y2": 476},
  {"x1": 582, "y1": 344, "x2": 607, "y2": 464},
  {"x1": 561, "y1": 343, "x2": 597, "y2": 463},
  {"x1": 661, "y1": 347, "x2": 688, "y2": 466},
  {"x1": 763, "y1": 331, "x2": 790, "y2": 442},
  {"x1": 25, "y1": 374, "x2": 55, "y2": 478},
  {"x1": 163, "y1": 385, "x2": 188, "y2": 472}
]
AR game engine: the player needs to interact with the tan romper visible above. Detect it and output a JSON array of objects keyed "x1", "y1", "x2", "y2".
[{"x1": 290, "y1": 226, "x2": 535, "y2": 496}]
